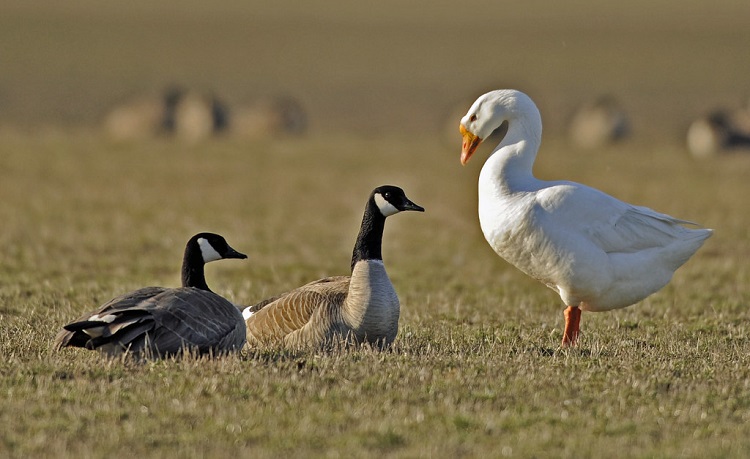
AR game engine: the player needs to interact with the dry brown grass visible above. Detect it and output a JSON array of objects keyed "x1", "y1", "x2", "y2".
[
  {"x1": 1, "y1": 131, "x2": 749, "y2": 457},
  {"x1": 2, "y1": 1, "x2": 750, "y2": 457}
]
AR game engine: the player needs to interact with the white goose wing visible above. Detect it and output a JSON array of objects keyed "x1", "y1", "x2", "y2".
[{"x1": 534, "y1": 181, "x2": 705, "y2": 255}]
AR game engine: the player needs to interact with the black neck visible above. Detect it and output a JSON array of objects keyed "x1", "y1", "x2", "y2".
[
  {"x1": 350, "y1": 200, "x2": 386, "y2": 272},
  {"x1": 181, "y1": 245, "x2": 211, "y2": 291}
]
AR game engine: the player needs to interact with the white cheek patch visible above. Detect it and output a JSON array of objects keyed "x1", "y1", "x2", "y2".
[
  {"x1": 197, "y1": 237, "x2": 222, "y2": 262},
  {"x1": 374, "y1": 193, "x2": 400, "y2": 217},
  {"x1": 242, "y1": 307, "x2": 254, "y2": 320}
]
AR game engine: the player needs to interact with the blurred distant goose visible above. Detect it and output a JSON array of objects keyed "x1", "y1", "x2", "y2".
[
  {"x1": 243, "y1": 185, "x2": 424, "y2": 349},
  {"x1": 229, "y1": 95, "x2": 308, "y2": 138},
  {"x1": 172, "y1": 90, "x2": 229, "y2": 143},
  {"x1": 55, "y1": 233, "x2": 247, "y2": 357},
  {"x1": 568, "y1": 95, "x2": 630, "y2": 149},
  {"x1": 459, "y1": 89, "x2": 712, "y2": 346},
  {"x1": 686, "y1": 108, "x2": 750, "y2": 158},
  {"x1": 103, "y1": 86, "x2": 184, "y2": 141}
]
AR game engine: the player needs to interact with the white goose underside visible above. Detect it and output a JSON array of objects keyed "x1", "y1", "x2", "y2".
[{"x1": 479, "y1": 163, "x2": 712, "y2": 312}]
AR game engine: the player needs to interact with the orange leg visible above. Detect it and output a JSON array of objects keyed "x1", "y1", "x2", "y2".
[{"x1": 562, "y1": 306, "x2": 581, "y2": 347}]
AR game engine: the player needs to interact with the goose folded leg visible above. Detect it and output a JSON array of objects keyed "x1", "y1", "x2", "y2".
[{"x1": 243, "y1": 185, "x2": 424, "y2": 349}]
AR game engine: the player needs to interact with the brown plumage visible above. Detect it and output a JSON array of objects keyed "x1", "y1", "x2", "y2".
[
  {"x1": 243, "y1": 186, "x2": 424, "y2": 350},
  {"x1": 244, "y1": 276, "x2": 350, "y2": 348}
]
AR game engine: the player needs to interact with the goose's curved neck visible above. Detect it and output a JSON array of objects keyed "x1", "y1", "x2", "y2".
[
  {"x1": 350, "y1": 202, "x2": 386, "y2": 272},
  {"x1": 484, "y1": 109, "x2": 542, "y2": 191},
  {"x1": 182, "y1": 247, "x2": 211, "y2": 291}
]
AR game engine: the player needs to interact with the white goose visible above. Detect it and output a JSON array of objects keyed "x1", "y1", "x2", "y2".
[{"x1": 459, "y1": 89, "x2": 713, "y2": 346}]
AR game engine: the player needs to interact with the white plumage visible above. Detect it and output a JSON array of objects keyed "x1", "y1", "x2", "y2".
[{"x1": 459, "y1": 89, "x2": 712, "y2": 346}]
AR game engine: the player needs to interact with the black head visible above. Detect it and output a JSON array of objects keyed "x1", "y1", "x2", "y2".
[
  {"x1": 188, "y1": 232, "x2": 247, "y2": 263},
  {"x1": 371, "y1": 185, "x2": 425, "y2": 217}
]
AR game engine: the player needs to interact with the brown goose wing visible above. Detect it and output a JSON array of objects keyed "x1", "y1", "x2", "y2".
[
  {"x1": 246, "y1": 276, "x2": 349, "y2": 314},
  {"x1": 245, "y1": 276, "x2": 349, "y2": 345}
]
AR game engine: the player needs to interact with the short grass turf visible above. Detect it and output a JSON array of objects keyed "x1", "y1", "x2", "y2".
[
  {"x1": 2, "y1": 1, "x2": 750, "y2": 457},
  {"x1": 1, "y1": 131, "x2": 749, "y2": 458}
]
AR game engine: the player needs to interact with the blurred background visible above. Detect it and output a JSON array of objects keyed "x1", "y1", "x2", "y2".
[{"x1": 2, "y1": 0, "x2": 749, "y2": 153}]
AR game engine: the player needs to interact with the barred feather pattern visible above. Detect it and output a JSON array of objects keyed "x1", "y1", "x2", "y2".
[{"x1": 245, "y1": 260, "x2": 400, "y2": 349}]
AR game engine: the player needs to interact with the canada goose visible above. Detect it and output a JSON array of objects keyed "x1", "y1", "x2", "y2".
[
  {"x1": 686, "y1": 109, "x2": 750, "y2": 158},
  {"x1": 229, "y1": 95, "x2": 308, "y2": 139},
  {"x1": 54, "y1": 233, "x2": 247, "y2": 357},
  {"x1": 568, "y1": 95, "x2": 630, "y2": 149},
  {"x1": 103, "y1": 86, "x2": 184, "y2": 141},
  {"x1": 172, "y1": 91, "x2": 229, "y2": 143},
  {"x1": 243, "y1": 185, "x2": 424, "y2": 349},
  {"x1": 103, "y1": 86, "x2": 229, "y2": 142},
  {"x1": 459, "y1": 89, "x2": 712, "y2": 346}
]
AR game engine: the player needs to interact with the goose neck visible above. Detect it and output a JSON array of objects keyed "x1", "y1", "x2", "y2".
[
  {"x1": 350, "y1": 203, "x2": 386, "y2": 272},
  {"x1": 483, "y1": 118, "x2": 541, "y2": 191},
  {"x1": 181, "y1": 248, "x2": 211, "y2": 291}
]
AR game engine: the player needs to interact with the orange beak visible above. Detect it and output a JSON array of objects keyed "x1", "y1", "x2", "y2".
[{"x1": 460, "y1": 123, "x2": 482, "y2": 165}]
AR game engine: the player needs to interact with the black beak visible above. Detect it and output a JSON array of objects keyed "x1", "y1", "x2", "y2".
[
  {"x1": 225, "y1": 246, "x2": 248, "y2": 260},
  {"x1": 399, "y1": 199, "x2": 425, "y2": 213}
]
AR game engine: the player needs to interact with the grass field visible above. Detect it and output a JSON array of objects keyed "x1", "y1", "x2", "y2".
[{"x1": 2, "y1": 1, "x2": 750, "y2": 458}]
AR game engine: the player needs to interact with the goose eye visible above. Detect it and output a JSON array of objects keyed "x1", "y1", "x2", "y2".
[
  {"x1": 469, "y1": 114, "x2": 477, "y2": 122},
  {"x1": 384, "y1": 192, "x2": 391, "y2": 200}
]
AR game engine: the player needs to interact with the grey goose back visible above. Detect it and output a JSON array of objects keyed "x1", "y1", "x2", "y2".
[
  {"x1": 54, "y1": 233, "x2": 248, "y2": 358},
  {"x1": 243, "y1": 185, "x2": 424, "y2": 349}
]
